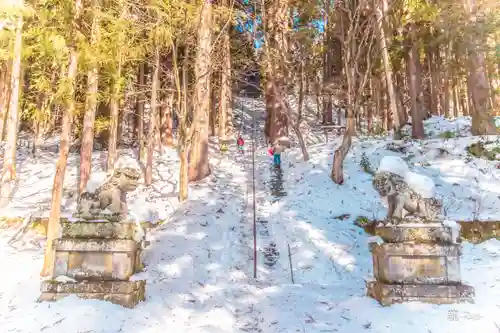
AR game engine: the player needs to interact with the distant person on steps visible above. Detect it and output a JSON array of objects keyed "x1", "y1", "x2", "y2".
[
  {"x1": 272, "y1": 142, "x2": 282, "y2": 167},
  {"x1": 237, "y1": 135, "x2": 245, "y2": 154}
]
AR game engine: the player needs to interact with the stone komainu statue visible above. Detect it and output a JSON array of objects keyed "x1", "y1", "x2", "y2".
[
  {"x1": 372, "y1": 171, "x2": 442, "y2": 222},
  {"x1": 77, "y1": 167, "x2": 141, "y2": 217}
]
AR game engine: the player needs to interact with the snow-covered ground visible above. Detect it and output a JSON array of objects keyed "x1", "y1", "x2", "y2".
[{"x1": 0, "y1": 97, "x2": 499, "y2": 333}]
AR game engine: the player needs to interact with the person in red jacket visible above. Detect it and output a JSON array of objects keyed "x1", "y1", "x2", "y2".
[{"x1": 237, "y1": 136, "x2": 245, "y2": 154}]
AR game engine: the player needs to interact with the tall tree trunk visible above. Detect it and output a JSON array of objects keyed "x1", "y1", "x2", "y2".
[
  {"x1": 0, "y1": 12, "x2": 23, "y2": 208},
  {"x1": 188, "y1": 1, "x2": 212, "y2": 182},
  {"x1": 426, "y1": 39, "x2": 439, "y2": 116},
  {"x1": 394, "y1": 72, "x2": 408, "y2": 124},
  {"x1": 406, "y1": 24, "x2": 425, "y2": 139},
  {"x1": 443, "y1": 39, "x2": 452, "y2": 118},
  {"x1": 485, "y1": 57, "x2": 497, "y2": 110},
  {"x1": 0, "y1": 61, "x2": 11, "y2": 142},
  {"x1": 178, "y1": 48, "x2": 189, "y2": 202},
  {"x1": 34, "y1": 65, "x2": 57, "y2": 154},
  {"x1": 179, "y1": 149, "x2": 188, "y2": 201},
  {"x1": 210, "y1": 79, "x2": 217, "y2": 136},
  {"x1": 453, "y1": 75, "x2": 460, "y2": 117},
  {"x1": 434, "y1": 41, "x2": 444, "y2": 116},
  {"x1": 493, "y1": 44, "x2": 500, "y2": 109},
  {"x1": 263, "y1": 0, "x2": 289, "y2": 143},
  {"x1": 47, "y1": 65, "x2": 67, "y2": 134},
  {"x1": 78, "y1": 3, "x2": 100, "y2": 195},
  {"x1": 160, "y1": 54, "x2": 173, "y2": 149},
  {"x1": 0, "y1": 63, "x2": 6, "y2": 115},
  {"x1": 376, "y1": 0, "x2": 401, "y2": 137},
  {"x1": 459, "y1": 79, "x2": 469, "y2": 117},
  {"x1": 137, "y1": 63, "x2": 146, "y2": 161},
  {"x1": 297, "y1": 60, "x2": 305, "y2": 123},
  {"x1": 376, "y1": 74, "x2": 388, "y2": 131},
  {"x1": 331, "y1": 107, "x2": 354, "y2": 185},
  {"x1": 155, "y1": 89, "x2": 162, "y2": 155},
  {"x1": 322, "y1": 0, "x2": 333, "y2": 124},
  {"x1": 263, "y1": 79, "x2": 273, "y2": 140},
  {"x1": 368, "y1": 76, "x2": 374, "y2": 133},
  {"x1": 163, "y1": 94, "x2": 174, "y2": 146},
  {"x1": 145, "y1": 45, "x2": 160, "y2": 186},
  {"x1": 219, "y1": 14, "x2": 233, "y2": 140},
  {"x1": 41, "y1": 0, "x2": 82, "y2": 277},
  {"x1": 160, "y1": 104, "x2": 167, "y2": 145},
  {"x1": 314, "y1": 80, "x2": 322, "y2": 120},
  {"x1": 461, "y1": 79, "x2": 470, "y2": 116},
  {"x1": 107, "y1": 60, "x2": 122, "y2": 172},
  {"x1": 464, "y1": 0, "x2": 497, "y2": 134},
  {"x1": 32, "y1": 91, "x2": 46, "y2": 155},
  {"x1": 331, "y1": 33, "x2": 365, "y2": 184}
]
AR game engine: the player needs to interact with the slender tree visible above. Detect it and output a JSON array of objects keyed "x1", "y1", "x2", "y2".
[
  {"x1": 79, "y1": 0, "x2": 101, "y2": 195},
  {"x1": 41, "y1": 0, "x2": 83, "y2": 277},
  {"x1": 0, "y1": 3, "x2": 23, "y2": 208},
  {"x1": 218, "y1": 0, "x2": 233, "y2": 140},
  {"x1": 375, "y1": 0, "x2": 401, "y2": 138},
  {"x1": 188, "y1": 0, "x2": 212, "y2": 182},
  {"x1": 145, "y1": 44, "x2": 160, "y2": 186}
]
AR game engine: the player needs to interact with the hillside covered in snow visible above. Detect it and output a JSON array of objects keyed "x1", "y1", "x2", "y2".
[{"x1": 0, "y1": 98, "x2": 499, "y2": 333}]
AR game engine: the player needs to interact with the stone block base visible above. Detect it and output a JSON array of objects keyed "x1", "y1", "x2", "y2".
[
  {"x1": 366, "y1": 280, "x2": 474, "y2": 306},
  {"x1": 53, "y1": 239, "x2": 140, "y2": 280},
  {"x1": 39, "y1": 280, "x2": 145, "y2": 308},
  {"x1": 370, "y1": 242, "x2": 462, "y2": 285}
]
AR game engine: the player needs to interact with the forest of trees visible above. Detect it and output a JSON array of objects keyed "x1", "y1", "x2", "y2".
[{"x1": 0, "y1": 0, "x2": 499, "y2": 274}]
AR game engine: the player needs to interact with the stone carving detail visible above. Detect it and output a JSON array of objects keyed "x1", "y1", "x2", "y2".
[
  {"x1": 78, "y1": 167, "x2": 141, "y2": 217},
  {"x1": 373, "y1": 171, "x2": 442, "y2": 222}
]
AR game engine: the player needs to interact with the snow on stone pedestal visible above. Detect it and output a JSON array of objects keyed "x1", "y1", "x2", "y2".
[
  {"x1": 39, "y1": 218, "x2": 147, "y2": 308},
  {"x1": 366, "y1": 219, "x2": 474, "y2": 306}
]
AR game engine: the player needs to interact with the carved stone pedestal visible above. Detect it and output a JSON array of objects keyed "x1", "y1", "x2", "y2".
[
  {"x1": 40, "y1": 218, "x2": 147, "y2": 308},
  {"x1": 366, "y1": 281, "x2": 474, "y2": 306},
  {"x1": 367, "y1": 222, "x2": 474, "y2": 306},
  {"x1": 39, "y1": 280, "x2": 146, "y2": 308}
]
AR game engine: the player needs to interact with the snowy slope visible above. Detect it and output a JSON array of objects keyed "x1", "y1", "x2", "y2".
[{"x1": 0, "y1": 98, "x2": 499, "y2": 333}]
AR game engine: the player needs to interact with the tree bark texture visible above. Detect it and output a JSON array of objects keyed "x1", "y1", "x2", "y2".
[
  {"x1": 0, "y1": 13, "x2": 23, "y2": 208},
  {"x1": 137, "y1": 63, "x2": 146, "y2": 161},
  {"x1": 219, "y1": 15, "x2": 233, "y2": 140},
  {"x1": 0, "y1": 61, "x2": 11, "y2": 143},
  {"x1": 107, "y1": 60, "x2": 122, "y2": 172},
  {"x1": 263, "y1": 0, "x2": 289, "y2": 143},
  {"x1": 188, "y1": 1, "x2": 212, "y2": 182},
  {"x1": 41, "y1": 0, "x2": 82, "y2": 277},
  {"x1": 163, "y1": 94, "x2": 174, "y2": 146},
  {"x1": 376, "y1": 0, "x2": 401, "y2": 137},
  {"x1": 405, "y1": 24, "x2": 425, "y2": 139},
  {"x1": 145, "y1": 45, "x2": 160, "y2": 186},
  {"x1": 331, "y1": 128, "x2": 352, "y2": 185},
  {"x1": 322, "y1": 0, "x2": 333, "y2": 124},
  {"x1": 178, "y1": 51, "x2": 189, "y2": 201},
  {"x1": 78, "y1": 3, "x2": 100, "y2": 196},
  {"x1": 465, "y1": 0, "x2": 498, "y2": 135}
]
